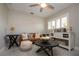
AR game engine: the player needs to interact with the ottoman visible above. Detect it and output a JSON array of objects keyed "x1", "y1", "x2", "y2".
[{"x1": 20, "y1": 40, "x2": 32, "y2": 51}]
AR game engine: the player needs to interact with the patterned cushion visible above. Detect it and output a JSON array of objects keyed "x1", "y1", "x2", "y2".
[
  {"x1": 35, "y1": 33, "x2": 40, "y2": 39},
  {"x1": 21, "y1": 33, "x2": 28, "y2": 40},
  {"x1": 40, "y1": 36, "x2": 50, "y2": 40}
]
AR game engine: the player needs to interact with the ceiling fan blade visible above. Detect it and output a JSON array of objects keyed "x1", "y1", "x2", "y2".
[
  {"x1": 30, "y1": 4, "x2": 39, "y2": 7},
  {"x1": 48, "y1": 5, "x2": 54, "y2": 9},
  {"x1": 40, "y1": 8, "x2": 43, "y2": 12}
]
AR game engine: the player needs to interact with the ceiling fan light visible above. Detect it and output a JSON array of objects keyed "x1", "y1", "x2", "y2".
[{"x1": 40, "y1": 3, "x2": 47, "y2": 8}]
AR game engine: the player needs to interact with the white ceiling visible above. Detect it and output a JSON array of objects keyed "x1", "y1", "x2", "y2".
[{"x1": 7, "y1": 3, "x2": 73, "y2": 18}]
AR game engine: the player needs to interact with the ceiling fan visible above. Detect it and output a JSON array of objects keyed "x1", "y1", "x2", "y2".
[{"x1": 29, "y1": 3, "x2": 54, "y2": 12}]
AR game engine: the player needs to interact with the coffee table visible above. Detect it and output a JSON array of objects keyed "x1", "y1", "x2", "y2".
[{"x1": 35, "y1": 40, "x2": 59, "y2": 56}]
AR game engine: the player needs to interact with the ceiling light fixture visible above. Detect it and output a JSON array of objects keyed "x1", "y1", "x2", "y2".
[{"x1": 40, "y1": 3, "x2": 47, "y2": 8}]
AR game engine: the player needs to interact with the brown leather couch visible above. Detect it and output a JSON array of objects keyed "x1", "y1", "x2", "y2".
[{"x1": 28, "y1": 33, "x2": 40, "y2": 42}]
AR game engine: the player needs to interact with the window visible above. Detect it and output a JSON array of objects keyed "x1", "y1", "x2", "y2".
[
  {"x1": 56, "y1": 19, "x2": 61, "y2": 29},
  {"x1": 52, "y1": 20, "x2": 55, "y2": 29},
  {"x1": 61, "y1": 16, "x2": 68, "y2": 28},
  {"x1": 47, "y1": 14, "x2": 68, "y2": 32},
  {"x1": 48, "y1": 21, "x2": 52, "y2": 30}
]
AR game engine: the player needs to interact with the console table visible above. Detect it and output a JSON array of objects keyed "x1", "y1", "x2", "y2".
[
  {"x1": 5, "y1": 34, "x2": 19, "y2": 49},
  {"x1": 50, "y1": 32, "x2": 75, "y2": 51}
]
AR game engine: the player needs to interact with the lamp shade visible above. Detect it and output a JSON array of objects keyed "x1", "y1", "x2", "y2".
[{"x1": 10, "y1": 27, "x2": 15, "y2": 32}]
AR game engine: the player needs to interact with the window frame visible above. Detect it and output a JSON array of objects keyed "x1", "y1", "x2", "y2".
[
  {"x1": 48, "y1": 21, "x2": 52, "y2": 30},
  {"x1": 60, "y1": 13, "x2": 69, "y2": 29},
  {"x1": 55, "y1": 18, "x2": 61, "y2": 29},
  {"x1": 51, "y1": 20, "x2": 56, "y2": 29},
  {"x1": 47, "y1": 13, "x2": 69, "y2": 32}
]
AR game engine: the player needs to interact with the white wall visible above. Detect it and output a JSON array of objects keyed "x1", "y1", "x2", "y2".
[
  {"x1": 0, "y1": 4, "x2": 45, "y2": 49},
  {"x1": 45, "y1": 4, "x2": 79, "y2": 47},
  {"x1": 0, "y1": 4, "x2": 8, "y2": 49},
  {"x1": 69, "y1": 4, "x2": 79, "y2": 47},
  {"x1": 7, "y1": 10, "x2": 45, "y2": 34}
]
